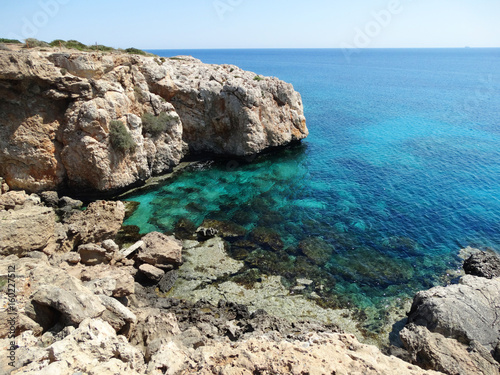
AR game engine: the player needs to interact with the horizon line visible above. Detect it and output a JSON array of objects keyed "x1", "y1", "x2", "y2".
[{"x1": 145, "y1": 46, "x2": 500, "y2": 51}]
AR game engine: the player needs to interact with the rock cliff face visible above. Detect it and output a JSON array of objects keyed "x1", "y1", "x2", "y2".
[{"x1": 0, "y1": 50, "x2": 308, "y2": 192}]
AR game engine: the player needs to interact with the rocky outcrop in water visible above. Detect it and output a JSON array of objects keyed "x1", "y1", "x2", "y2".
[
  {"x1": 0, "y1": 49, "x2": 308, "y2": 193},
  {"x1": 400, "y1": 251, "x2": 500, "y2": 374}
]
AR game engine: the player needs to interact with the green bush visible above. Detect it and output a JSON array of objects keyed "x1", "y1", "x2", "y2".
[
  {"x1": 125, "y1": 47, "x2": 147, "y2": 56},
  {"x1": 49, "y1": 39, "x2": 66, "y2": 47},
  {"x1": 141, "y1": 112, "x2": 175, "y2": 135},
  {"x1": 253, "y1": 75, "x2": 264, "y2": 81},
  {"x1": 65, "y1": 40, "x2": 88, "y2": 51},
  {"x1": 0, "y1": 38, "x2": 21, "y2": 44},
  {"x1": 87, "y1": 44, "x2": 115, "y2": 52},
  {"x1": 49, "y1": 39, "x2": 116, "y2": 52},
  {"x1": 24, "y1": 38, "x2": 49, "y2": 48},
  {"x1": 109, "y1": 120, "x2": 136, "y2": 152}
]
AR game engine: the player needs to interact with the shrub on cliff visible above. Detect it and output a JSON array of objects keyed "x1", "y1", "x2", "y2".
[
  {"x1": 109, "y1": 120, "x2": 136, "y2": 152},
  {"x1": 24, "y1": 38, "x2": 49, "y2": 48},
  {"x1": 0, "y1": 38, "x2": 21, "y2": 44},
  {"x1": 125, "y1": 47, "x2": 147, "y2": 56},
  {"x1": 49, "y1": 39, "x2": 115, "y2": 52},
  {"x1": 141, "y1": 112, "x2": 175, "y2": 136}
]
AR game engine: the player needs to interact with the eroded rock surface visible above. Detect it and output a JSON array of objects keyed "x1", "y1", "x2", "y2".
[
  {"x1": 0, "y1": 50, "x2": 308, "y2": 193},
  {"x1": 400, "y1": 252, "x2": 500, "y2": 375}
]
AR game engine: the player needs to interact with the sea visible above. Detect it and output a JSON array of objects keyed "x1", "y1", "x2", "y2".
[{"x1": 124, "y1": 48, "x2": 500, "y2": 332}]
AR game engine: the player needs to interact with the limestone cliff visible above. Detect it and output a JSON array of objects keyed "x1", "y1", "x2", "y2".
[{"x1": 0, "y1": 50, "x2": 308, "y2": 192}]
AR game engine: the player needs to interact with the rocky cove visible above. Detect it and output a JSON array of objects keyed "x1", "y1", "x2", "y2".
[{"x1": 1, "y1": 47, "x2": 500, "y2": 374}]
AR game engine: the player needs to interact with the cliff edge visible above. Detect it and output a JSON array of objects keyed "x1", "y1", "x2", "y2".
[{"x1": 0, "y1": 49, "x2": 308, "y2": 192}]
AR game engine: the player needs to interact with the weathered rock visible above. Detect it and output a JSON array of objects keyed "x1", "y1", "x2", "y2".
[
  {"x1": 39, "y1": 190, "x2": 59, "y2": 208},
  {"x1": 152, "y1": 57, "x2": 308, "y2": 157},
  {"x1": 128, "y1": 308, "x2": 181, "y2": 358},
  {"x1": 139, "y1": 263, "x2": 165, "y2": 282},
  {"x1": 78, "y1": 243, "x2": 111, "y2": 265},
  {"x1": 158, "y1": 269, "x2": 179, "y2": 293},
  {"x1": 0, "y1": 204, "x2": 56, "y2": 256},
  {"x1": 0, "y1": 190, "x2": 38, "y2": 210},
  {"x1": 65, "y1": 200, "x2": 125, "y2": 245},
  {"x1": 137, "y1": 231, "x2": 183, "y2": 267},
  {"x1": 406, "y1": 275, "x2": 500, "y2": 351},
  {"x1": 80, "y1": 264, "x2": 135, "y2": 297},
  {"x1": 99, "y1": 295, "x2": 137, "y2": 332},
  {"x1": 196, "y1": 226, "x2": 218, "y2": 241},
  {"x1": 463, "y1": 251, "x2": 500, "y2": 279},
  {"x1": 401, "y1": 323, "x2": 500, "y2": 375},
  {"x1": 11, "y1": 318, "x2": 146, "y2": 374},
  {"x1": 0, "y1": 50, "x2": 307, "y2": 192},
  {"x1": 58, "y1": 195, "x2": 83, "y2": 210},
  {"x1": 58, "y1": 251, "x2": 81, "y2": 264},
  {"x1": 29, "y1": 284, "x2": 106, "y2": 327},
  {"x1": 177, "y1": 237, "x2": 243, "y2": 286},
  {"x1": 145, "y1": 332, "x2": 440, "y2": 375},
  {"x1": 0, "y1": 311, "x2": 41, "y2": 338},
  {"x1": 102, "y1": 239, "x2": 120, "y2": 253}
]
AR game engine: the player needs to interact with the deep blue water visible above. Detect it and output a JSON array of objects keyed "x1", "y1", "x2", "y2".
[{"x1": 127, "y1": 49, "x2": 500, "y2": 324}]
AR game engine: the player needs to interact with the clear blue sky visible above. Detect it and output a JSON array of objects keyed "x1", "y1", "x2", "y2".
[{"x1": 1, "y1": 0, "x2": 499, "y2": 49}]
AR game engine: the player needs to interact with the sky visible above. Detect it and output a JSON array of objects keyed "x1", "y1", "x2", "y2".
[{"x1": 1, "y1": 0, "x2": 499, "y2": 49}]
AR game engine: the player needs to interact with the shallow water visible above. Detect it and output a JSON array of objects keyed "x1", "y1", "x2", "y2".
[{"x1": 125, "y1": 48, "x2": 500, "y2": 330}]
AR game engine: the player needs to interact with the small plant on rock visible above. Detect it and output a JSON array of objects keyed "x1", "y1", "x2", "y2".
[
  {"x1": 109, "y1": 120, "x2": 136, "y2": 152},
  {"x1": 141, "y1": 112, "x2": 175, "y2": 136}
]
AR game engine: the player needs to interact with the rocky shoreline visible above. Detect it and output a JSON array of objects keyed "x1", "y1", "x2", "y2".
[
  {"x1": 1, "y1": 188, "x2": 499, "y2": 374},
  {"x1": 1, "y1": 47, "x2": 500, "y2": 374}
]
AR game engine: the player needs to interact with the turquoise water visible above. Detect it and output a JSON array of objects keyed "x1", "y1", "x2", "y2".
[{"x1": 126, "y1": 49, "x2": 500, "y2": 324}]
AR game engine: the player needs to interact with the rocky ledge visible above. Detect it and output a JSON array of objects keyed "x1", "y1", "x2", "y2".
[{"x1": 0, "y1": 49, "x2": 307, "y2": 193}]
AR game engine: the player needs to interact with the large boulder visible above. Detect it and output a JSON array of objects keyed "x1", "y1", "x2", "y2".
[
  {"x1": 29, "y1": 285, "x2": 106, "y2": 327},
  {"x1": 405, "y1": 275, "x2": 500, "y2": 351},
  {"x1": 0, "y1": 204, "x2": 55, "y2": 256},
  {"x1": 65, "y1": 200, "x2": 125, "y2": 245},
  {"x1": 146, "y1": 56, "x2": 308, "y2": 156},
  {"x1": 137, "y1": 231, "x2": 183, "y2": 267}
]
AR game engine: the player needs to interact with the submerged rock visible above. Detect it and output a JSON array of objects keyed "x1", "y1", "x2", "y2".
[
  {"x1": 249, "y1": 227, "x2": 284, "y2": 251},
  {"x1": 199, "y1": 219, "x2": 247, "y2": 241},
  {"x1": 298, "y1": 236, "x2": 335, "y2": 265}
]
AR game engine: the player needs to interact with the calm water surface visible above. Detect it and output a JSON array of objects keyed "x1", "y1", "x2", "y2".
[{"x1": 125, "y1": 48, "x2": 500, "y2": 328}]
